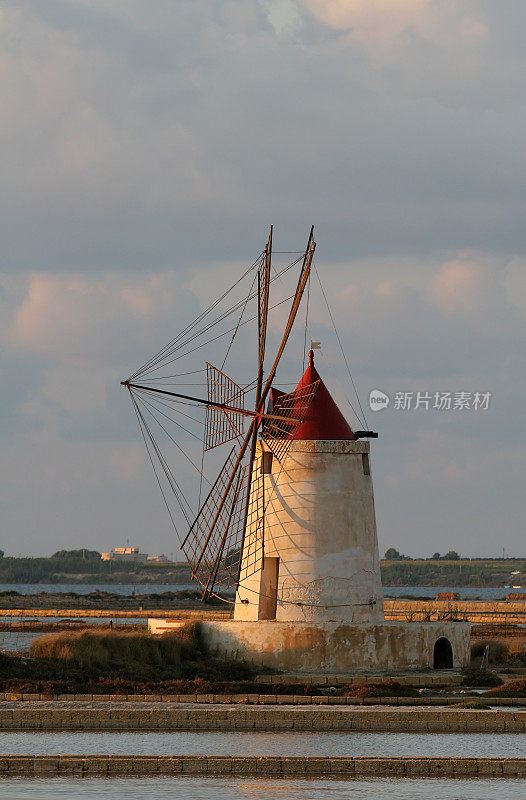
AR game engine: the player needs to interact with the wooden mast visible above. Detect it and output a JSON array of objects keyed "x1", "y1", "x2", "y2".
[{"x1": 196, "y1": 227, "x2": 315, "y2": 598}]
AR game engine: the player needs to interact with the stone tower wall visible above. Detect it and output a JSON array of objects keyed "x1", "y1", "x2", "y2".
[{"x1": 234, "y1": 439, "x2": 384, "y2": 623}]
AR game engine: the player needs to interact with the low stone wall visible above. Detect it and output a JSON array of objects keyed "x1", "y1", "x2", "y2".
[
  {"x1": 1, "y1": 693, "x2": 525, "y2": 706},
  {"x1": 254, "y1": 672, "x2": 465, "y2": 685},
  {"x1": 384, "y1": 599, "x2": 526, "y2": 624},
  {"x1": 0, "y1": 755, "x2": 523, "y2": 777},
  {"x1": 0, "y1": 705, "x2": 523, "y2": 732},
  {"x1": 198, "y1": 620, "x2": 471, "y2": 673},
  {"x1": 0, "y1": 609, "x2": 228, "y2": 619}
]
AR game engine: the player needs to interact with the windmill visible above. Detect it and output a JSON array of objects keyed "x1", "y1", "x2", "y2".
[
  {"x1": 134, "y1": 232, "x2": 472, "y2": 676},
  {"x1": 121, "y1": 227, "x2": 320, "y2": 602}
]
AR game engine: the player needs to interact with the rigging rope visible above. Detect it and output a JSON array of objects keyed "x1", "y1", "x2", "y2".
[
  {"x1": 302, "y1": 273, "x2": 311, "y2": 374},
  {"x1": 142, "y1": 369, "x2": 205, "y2": 380},
  {"x1": 197, "y1": 436, "x2": 206, "y2": 520},
  {"x1": 317, "y1": 347, "x2": 363, "y2": 429},
  {"x1": 128, "y1": 255, "x2": 303, "y2": 381},
  {"x1": 221, "y1": 268, "x2": 258, "y2": 371},
  {"x1": 133, "y1": 293, "x2": 295, "y2": 377},
  {"x1": 129, "y1": 258, "x2": 263, "y2": 380},
  {"x1": 132, "y1": 391, "x2": 212, "y2": 484},
  {"x1": 130, "y1": 393, "x2": 183, "y2": 540},
  {"x1": 132, "y1": 394, "x2": 194, "y2": 523},
  {"x1": 129, "y1": 254, "x2": 264, "y2": 381},
  {"x1": 132, "y1": 388, "x2": 203, "y2": 440},
  {"x1": 313, "y1": 264, "x2": 369, "y2": 429}
]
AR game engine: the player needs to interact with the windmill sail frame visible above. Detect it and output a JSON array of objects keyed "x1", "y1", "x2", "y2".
[
  {"x1": 204, "y1": 363, "x2": 245, "y2": 450},
  {"x1": 122, "y1": 226, "x2": 318, "y2": 601}
]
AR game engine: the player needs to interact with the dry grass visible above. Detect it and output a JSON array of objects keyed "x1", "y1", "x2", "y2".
[
  {"x1": 29, "y1": 625, "x2": 199, "y2": 671},
  {"x1": 449, "y1": 700, "x2": 492, "y2": 709},
  {"x1": 461, "y1": 668, "x2": 502, "y2": 688},
  {"x1": 484, "y1": 678, "x2": 526, "y2": 698},
  {"x1": 344, "y1": 679, "x2": 417, "y2": 698},
  {"x1": 470, "y1": 638, "x2": 526, "y2": 666}
]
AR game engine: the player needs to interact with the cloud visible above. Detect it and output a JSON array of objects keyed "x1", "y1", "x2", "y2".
[
  {"x1": 298, "y1": 0, "x2": 428, "y2": 36},
  {"x1": 0, "y1": 269, "x2": 204, "y2": 459},
  {"x1": 1, "y1": 1, "x2": 526, "y2": 271},
  {"x1": 1, "y1": 251, "x2": 525, "y2": 557},
  {"x1": 6, "y1": 271, "x2": 199, "y2": 365},
  {"x1": 297, "y1": 0, "x2": 487, "y2": 52},
  {"x1": 504, "y1": 258, "x2": 526, "y2": 311},
  {"x1": 0, "y1": 2, "x2": 525, "y2": 558},
  {"x1": 428, "y1": 257, "x2": 489, "y2": 315}
]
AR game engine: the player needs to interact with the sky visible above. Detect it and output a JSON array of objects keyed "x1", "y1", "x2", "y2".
[{"x1": 1, "y1": 0, "x2": 525, "y2": 560}]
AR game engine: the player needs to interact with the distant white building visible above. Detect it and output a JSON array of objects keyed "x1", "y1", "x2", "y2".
[{"x1": 101, "y1": 546, "x2": 169, "y2": 563}]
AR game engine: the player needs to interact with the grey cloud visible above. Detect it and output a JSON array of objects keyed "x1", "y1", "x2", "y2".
[
  {"x1": 0, "y1": 1, "x2": 524, "y2": 557},
  {"x1": 2, "y1": 1, "x2": 526, "y2": 270}
]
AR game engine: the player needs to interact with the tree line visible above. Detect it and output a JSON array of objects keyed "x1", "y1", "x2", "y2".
[
  {"x1": 0, "y1": 550, "x2": 189, "y2": 584},
  {"x1": 384, "y1": 548, "x2": 522, "y2": 562}
]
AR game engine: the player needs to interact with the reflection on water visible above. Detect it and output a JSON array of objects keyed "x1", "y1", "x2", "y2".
[
  {"x1": 0, "y1": 731, "x2": 524, "y2": 758},
  {"x1": 0, "y1": 777, "x2": 524, "y2": 800}
]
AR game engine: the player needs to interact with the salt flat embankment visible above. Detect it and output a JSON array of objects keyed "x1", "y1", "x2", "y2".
[
  {"x1": 0, "y1": 754, "x2": 523, "y2": 777},
  {"x1": 0, "y1": 598, "x2": 524, "y2": 624},
  {"x1": 0, "y1": 702, "x2": 524, "y2": 732}
]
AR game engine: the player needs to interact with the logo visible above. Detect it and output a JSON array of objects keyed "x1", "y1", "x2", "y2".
[
  {"x1": 369, "y1": 389, "x2": 390, "y2": 411},
  {"x1": 367, "y1": 389, "x2": 492, "y2": 412}
]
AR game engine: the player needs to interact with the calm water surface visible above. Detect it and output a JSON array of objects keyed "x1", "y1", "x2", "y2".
[
  {"x1": 0, "y1": 584, "x2": 515, "y2": 600},
  {"x1": 0, "y1": 632, "x2": 42, "y2": 652},
  {"x1": 0, "y1": 777, "x2": 523, "y2": 800},
  {"x1": 384, "y1": 586, "x2": 514, "y2": 600},
  {"x1": 0, "y1": 732, "x2": 524, "y2": 758}
]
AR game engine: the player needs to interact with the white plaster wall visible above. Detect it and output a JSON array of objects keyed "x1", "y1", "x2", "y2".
[
  {"x1": 235, "y1": 440, "x2": 384, "y2": 623},
  {"x1": 201, "y1": 620, "x2": 471, "y2": 673}
]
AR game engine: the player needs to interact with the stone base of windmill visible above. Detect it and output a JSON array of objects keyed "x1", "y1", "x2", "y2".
[{"x1": 149, "y1": 618, "x2": 470, "y2": 673}]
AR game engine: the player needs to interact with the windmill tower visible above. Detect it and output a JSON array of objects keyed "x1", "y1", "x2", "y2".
[{"x1": 235, "y1": 349, "x2": 384, "y2": 623}]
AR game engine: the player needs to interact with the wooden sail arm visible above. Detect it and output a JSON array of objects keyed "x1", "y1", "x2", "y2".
[
  {"x1": 201, "y1": 467, "x2": 244, "y2": 600},
  {"x1": 255, "y1": 226, "x2": 316, "y2": 415},
  {"x1": 122, "y1": 382, "x2": 302, "y2": 425},
  {"x1": 256, "y1": 226, "x2": 272, "y2": 407},
  {"x1": 234, "y1": 227, "x2": 316, "y2": 592}
]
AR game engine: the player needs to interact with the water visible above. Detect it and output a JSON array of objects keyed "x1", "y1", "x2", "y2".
[
  {"x1": 0, "y1": 778, "x2": 523, "y2": 799},
  {"x1": 0, "y1": 732, "x2": 523, "y2": 758},
  {"x1": 383, "y1": 586, "x2": 512, "y2": 600},
  {"x1": 0, "y1": 631, "x2": 43, "y2": 652},
  {"x1": 0, "y1": 584, "x2": 516, "y2": 600}
]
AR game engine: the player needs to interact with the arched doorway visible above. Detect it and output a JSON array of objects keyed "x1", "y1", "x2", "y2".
[{"x1": 433, "y1": 637, "x2": 453, "y2": 669}]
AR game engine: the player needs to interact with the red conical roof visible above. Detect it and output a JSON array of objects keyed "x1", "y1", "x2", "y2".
[{"x1": 292, "y1": 350, "x2": 356, "y2": 440}]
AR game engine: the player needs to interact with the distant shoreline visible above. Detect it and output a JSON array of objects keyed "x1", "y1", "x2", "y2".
[{"x1": 0, "y1": 555, "x2": 522, "y2": 589}]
